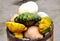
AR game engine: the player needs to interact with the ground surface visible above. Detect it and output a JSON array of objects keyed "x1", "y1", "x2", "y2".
[{"x1": 0, "y1": 0, "x2": 60, "y2": 41}]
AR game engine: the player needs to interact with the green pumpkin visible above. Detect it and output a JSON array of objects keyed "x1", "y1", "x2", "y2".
[{"x1": 14, "y1": 13, "x2": 41, "y2": 27}]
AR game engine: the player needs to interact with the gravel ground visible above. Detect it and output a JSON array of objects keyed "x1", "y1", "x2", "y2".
[{"x1": 0, "y1": 0, "x2": 60, "y2": 41}]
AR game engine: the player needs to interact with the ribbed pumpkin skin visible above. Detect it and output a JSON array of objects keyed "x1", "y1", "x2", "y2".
[
  {"x1": 14, "y1": 13, "x2": 41, "y2": 27},
  {"x1": 39, "y1": 16, "x2": 52, "y2": 34}
]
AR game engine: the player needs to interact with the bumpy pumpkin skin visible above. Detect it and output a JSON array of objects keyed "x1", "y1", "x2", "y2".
[
  {"x1": 39, "y1": 16, "x2": 52, "y2": 34},
  {"x1": 6, "y1": 22, "x2": 27, "y2": 33},
  {"x1": 14, "y1": 13, "x2": 41, "y2": 27}
]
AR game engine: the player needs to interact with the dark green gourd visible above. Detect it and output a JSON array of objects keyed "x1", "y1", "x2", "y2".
[{"x1": 14, "y1": 13, "x2": 41, "y2": 27}]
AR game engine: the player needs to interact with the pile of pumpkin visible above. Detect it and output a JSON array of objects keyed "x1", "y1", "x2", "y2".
[{"x1": 6, "y1": 1, "x2": 52, "y2": 40}]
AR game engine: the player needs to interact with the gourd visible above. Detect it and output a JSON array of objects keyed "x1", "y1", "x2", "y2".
[
  {"x1": 24, "y1": 26, "x2": 43, "y2": 39},
  {"x1": 39, "y1": 16, "x2": 52, "y2": 34},
  {"x1": 18, "y1": 1, "x2": 38, "y2": 14},
  {"x1": 14, "y1": 33, "x2": 23, "y2": 38},
  {"x1": 6, "y1": 22, "x2": 27, "y2": 33},
  {"x1": 14, "y1": 13, "x2": 41, "y2": 27}
]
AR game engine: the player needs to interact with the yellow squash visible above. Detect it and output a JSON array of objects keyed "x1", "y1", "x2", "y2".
[
  {"x1": 6, "y1": 22, "x2": 27, "y2": 32},
  {"x1": 14, "y1": 33, "x2": 23, "y2": 38},
  {"x1": 39, "y1": 16, "x2": 52, "y2": 34}
]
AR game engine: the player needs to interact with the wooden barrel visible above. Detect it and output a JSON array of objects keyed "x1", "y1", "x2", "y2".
[{"x1": 6, "y1": 25, "x2": 53, "y2": 41}]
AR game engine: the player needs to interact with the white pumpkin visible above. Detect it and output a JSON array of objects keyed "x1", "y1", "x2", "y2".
[
  {"x1": 18, "y1": 1, "x2": 38, "y2": 14},
  {"x1": 37, "y1": 12, "x2": 49, "y2": 18}
]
